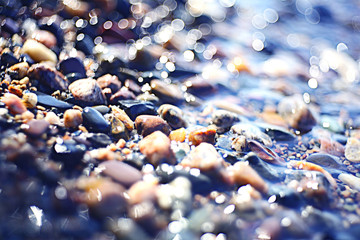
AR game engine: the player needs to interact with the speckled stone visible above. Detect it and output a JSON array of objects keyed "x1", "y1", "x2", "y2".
[{"x1": 69, "y1": 78, "x2": 106, "y2": 105}]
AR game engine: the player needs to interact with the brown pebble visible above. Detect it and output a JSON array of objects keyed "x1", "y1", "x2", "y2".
[
  {"x1": 96, "y1": 74, "x2": 121, "y2": 93},
  {"x1": 110, "y1": 87, "x2": 136, "y2": 103},
  {"x1": 22, "y1": 119, "x2": 50, "y2": 137},
  {"x1": 22, "y1": 92, "x2": 37, "y2": 109},
  {"x1": 98, "y1": 160, "x2": 142, "y2": 188},
  {"x1": 21, "y1": 110, "x2": 35, "y2": 123},
  {"x1": 135, "y1": 115, "x2": 171, "y2": 137},
  {"x1": 63, "y1": 109, "x2": 83, "y2": 129},
  {"x1": 69, "y1": 78, "x2": 106, "y2": 105},
  {"x1": 188, "y1": 126, "x2": 216, "y2": 146},
  {"x1": 111, "y1": 106, "x2": 134, "y2": 131},
  {"x1": 45, "y1": 111, "x2": 61, "y2": 125},
  {"x1": 138, "y1": 131, "x2": 176, "y2": 167},
  {"x1": 28, "y1": 63, "x2": 69, "y2": 91},
  {"x1": 158, "y1": 104, "x2": 187, "y2": 130},
  {"x1": 180, "y1": 142, "x2": 224, "y2": 171},
  {"x1": 31, "y1": 29, "x2": 57, "y2": 49},
  {"x1": 8, "y1": 62, "x2": 29, "y2": 79},
  {"x1": 127, "y1": 179, "x2": 158, "y2": 205},
  {"x1": 2, "y1": 93, "x2": 27, "y2": 115},
  {"x1": 21, "y1": 39, "x2": 57, "y2": 63},
  {"x1": 8, "y1": 85, "x2": 23, "y2": 97},
  {"x1": 230, "y1": 161, "x2": 268, "y2": 193}
]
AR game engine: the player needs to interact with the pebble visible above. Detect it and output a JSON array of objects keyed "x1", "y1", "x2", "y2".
[
  {"x1": 158, "y1": 104, "x2": 187, "y2": 130},
  {"x1": 231, "y1": 123, "x2": 272, "y2": 147},
  {"x1": 107, "y1": 114, "x2": 127, "y2": 138},
  {"x1": 188, "y1": 126, "x2": 216, "y2": 146},
  {"x1": 28, "y1": 63, "x2": 69, "y2": 91},
  {"x1": 69, "y1": 79, "x2": 106, "y2": 105},
  {"x1": 138, "y1": 131, "x2": 176, "y2": 167},
  {"x1": 96, "y1": 74, "x2": 122, "y2": 93},
  {"x1": 111, "y1": 105, "x2": 134, "y2": 131},
  {"x1": 339, "y1": 173, "x2": 360, "y2": 191},
  {"x1": 82, "y1": 107, "x2": 110, "y2": 133},
  {"x1": 7, "y1": 62, "x2": 29, "y2": 79},
  {"x1": 180, "y1": 142, "x2": 224, "y2": 171},
  {"x1": 35, "y1": 91, "x2": 73, "y2": 109},
  {"x1": 345, "y1": 137, "x2": 360, "y2": 163},
  {"x1": 59, "y1": 57, "x2": 87, "y2": 79},
  {"x1": 127, "y1": 179, "x2": 159, "y2": 205},
  {"x1": 118, "y1": 100, "x2": 158, "y2": 121},
  {"x1": 110, "y1": 87, "x2": 136, "y2": 103},
  {"x1": 86, "y1": 133, "x2": 112, "y2": 148},
  {"x1": 97, "y1": 160, "x2": 142, "y2": 188},
  {"x1": 31, "y1": 29, "x2": 57, "y2": 49},
  {"x1": 230, "y1": 161, "x2": 268, "y2": 193},
  {"x1": 277, "y1": 95, "x2": 316, "y2": 133},
  {"x1": 1, "y1": 93, "x2": 27, "y2": 115},
  {"x1": 169, "y1": 128, "x2": 186, "y2": 142},
  {"x1": 306, "y1": 153, "x2": 344, "y2": 170},
  {"x1": 64, "y1": 109, "x2": 83, "y2": 129},
  {"x1": 232, "y1": 135, "x2": 247, "y2": 152},
  {"x1": 22, "y1": 119, "x2": 50, "y2": 137},
  {"x1": 211, "y1": 110, "x2": 240, "y2": 133},
  {"x1": 135, "y1": 115, "x2": 171, "y2": 137},
  {"x1": 45, "y1": 111, "x2": 61, "y2": 125},
  {"x1": 21, "y1": 39, "x2": 57, "y2": 63},
  {"x1": 248, "y1": 140, "x2": 285, "y2": 165},
  {"x1": 22, "y1": 92, "x2": 37, "y2": 109},
  {"x1": 150, "y1": 80, "x2": 184, "y2": 104}
]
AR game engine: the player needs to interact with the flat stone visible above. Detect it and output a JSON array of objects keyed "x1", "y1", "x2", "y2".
[
  {"x1": 135, "y1": 115, "x2": 171, "y2": 137},
  {"x1": 188, "y1": 126, "x2": 216, "y2": 146},
  {"x1": 117, "y1": 100, "x2": 157, "y2": 121}
]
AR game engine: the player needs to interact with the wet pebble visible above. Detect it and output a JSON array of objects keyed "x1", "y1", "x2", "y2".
[
  {"x1": 111, "y1": 105, "x2": 134, "y2": 131},
  {"x1": 110, "y1": 87, "x2": 136, "y2": 103},
  {"x1": 339, "y1": 173, "x2": 360, "y2": 191},
  {"x1": 22, "y1": 119, "x2": 50, "y2": 137},
  {"x1": 245, "y1": 153, "x2": 283, "y2": 182},
  {"x1": 31, "y1": 29, "x2": 57, "y2": 49},
  {"x1": 306, "y1": 153, "x2": 344, "y2": 170},
  {"x1": 96, "y1": 74, "x2": 121, "y2": 93},
  {"x1": 45, "y1": 111, "x2": 61, "y2": 125},
  {"x1": 169, "y1": 128, "x2": 186, "y2": 142},
  {"x1": 7, "y1": 62, "x2": 29, "y2": 79},
  {"x1": 117, "y1": 100, "x2": 157, "y2": 121},
  {"x1": 51, "y1": 138, "x2": 87, "y2": 166},
  {"x1": 35, "y1": 91, "x2": 73, "y2": 109},
  {"x1": 64, "y1": 109, "x2": 83, "y2": 129},
  {"x1": 139, "y1": 131, "x2": 176, "y2": 167},
  {"x1": 86, "y1": 133, "x2": 112, "y2": 148},
  {"x1": 1, "y1": 93, "x2": 27, "y2": 115},
  {"x1": 69, "y1": 79, "x2": 106, "y2": 105},
  {"x1": 28, "y1": 63, "x2": 69, "y2": 92},
  {"x1": 97, "y1": 160, "x2": 142, "y2": 188},
  {"x1": 150, "y1": 80, "x2": 184, "y2": 104},
  {"x1": 345, "y1": 137, "x2": 360, "y2": 163},
  {"x1": 82, "y1": 107, "x2": 110, "y2": 133},
  {"x1": 158, "y1": 104, "x2": 187, "y2": 130},
  {"x1": 231, "y1": 123, "x2": 272, "y2": 147},
  {"x1": 188, "y1": 126, "x2": 216, "y2": 146},
  {"x1": 21, "y1": 39, "x2": 57, "y2": 63},
  {"x1": 135, "y1": 115, "x2": 171, "y2": 137},
  {"x1": 106, "y1": 114, "x2": 127, "y2": 139},
  {"x1": 59, "y1": 57, "x2": 87, "y2": 79},
  {"x1": 211, "y1": 110, "x2": 240, "y2": 133}
]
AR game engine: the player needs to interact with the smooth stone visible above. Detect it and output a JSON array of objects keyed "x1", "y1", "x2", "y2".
[
  {"x1": 188, "y1": 126, "x2": 216, "y2": 146},
  {"x1": 92, "y1": 105, "x2": 110, "y2": 115},
  {"x1": 231, "y1": 123, "x2": 272, "y2": 147},
  {"x1": 31, "y1": 29, "x2": 57, "y2": 49},
  {"x1": 245, "y1": 153, "x2": 283, "y2": 182},
  {"x1": 28, "y1": 63, "x2": 69, "y2": 91},
  {"x1": 1, "y1": 18, "x2": 19, "y2": 35},
  {"x1": 255, "y1": 122, "x2": 296, "y2": 141},
  {"x1": 86, "y1": 133, "x2": 112, "y2": 148},
  {"x1": 69, "y1": 79, "x2": 106, "y2": 105},
  {"x1": 96, "y1": 74, "x2": 122, "y2": 93},
  {"x1": 211, "y1": 110, "x2": 240, "y2": 133},
  {"x1": 150, "y1": 80, "x2": 184, "y2": 104},
  {"x1": 158, "y1": 104, "x2": 187, "y2": 130},
  {"x1": 65, "y1": 72, "x2": 84, "y2": 83},
  {"x1": 118, "y1": 100, "x2": 157, "y2": 121},
  {"x1": 139, "y1": 131, "x2": 176, "y2": 167},
  {"x1": 339, "y1": 173, "x2": 360, "y2": 191},
  {"x1": 64, "y1": 109, "x2": 83, "y2": 129},
  {"x1": 184, "y1": 77, "x2": 216, "y2": 97},
  {"x1": 98, "y1": 160, "x2": 142, "y2": 188},
  {"x1": 38, "y1": 18, "x2": 64, "y2": 47},
  {"x1": 7, "y1": 62, "x2": 29, "y2": 79},
  {"x1": 135, "y1": 115, "x2": 171, "y2": 137},
  {"x1": 75, "y1": 33, "x2": 95, "y2": 56},
  {"x1": 306, "y1": 153, "x2": 345, "y2": 170},
  {"x1": 0, "y1": 51, "x2": 18, "y2": 67},
  {"x1": 34, "y1": 91, "x2": 73, "y2": 109},
  {"x1": 1, "y1": 93, "x2": 27, "y2": 115},
  {"x1": 21, "y1": 39, "x2": 57, "y2": 63},
  {"x1": 59, "y1": 57, "x2": 87, "y2": 78},
  {"x1": 111, "y1": 105, "x2": 134, "y2": 131},
  {"x1": 82, "y1": 107, "x2": 110, "y2": 133},
  {"x1": 110, "y1": 87, "x2": 136, "y2": 103},
  {"x1": 345, "y1": 137, "x2": 360, "y2": 163},
  {"x1": 51, "y1": 139, "x2": 86, "y2": 166},
  {"x1": 23, "y1": 119, "x2": 50, "y2": 137},
  {"x1": 181, "y1": 143, "x2": 224, "y2": 171}
]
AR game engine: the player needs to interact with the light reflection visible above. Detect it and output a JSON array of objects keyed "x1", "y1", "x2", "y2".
[
  {"x1": 308, "y1": 78, "x2": 318, "y2": 89},
  {"x1": 184, "y1": 50, "x2": 195, "y2": 62},
  {"x1": 29, "y1": 206, "x2": 43, "y2": 227},
  {"x1": 264, "y1": 8, "x2": 279, "y2": 23},
  {"x1": 252, "y1": 39, "x2": 264, "y2": 51}
]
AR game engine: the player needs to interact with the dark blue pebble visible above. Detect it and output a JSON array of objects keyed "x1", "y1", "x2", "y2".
[
  {"x1": 59, "y1": 57, "x2": 87, "y2": 79},
  {"x1": 39, "y1": 20, "x2": 64, "y2": 47},
  {"x1": 1, "y1": 18, "x2": 19, "y2": 35},
  {"x1": 245, "y1": 154, "x2": 284, "y2": 182},
  {"x1": 82, "y1": 107, "x2": 111, "y2": 133},
  {"x1": 0, "y1": 51, "x2": 18, "y2": 67},
  {"x1": 117, "y1": 100, "x2": 157, "y2": 121},
  {"x1": 51, "y1": 139, "x2": 87, "y2": 167},
  {"x1": 34, "y1": 91, "x2": 74, "y2": 109},
  {"x1": 96, "y1": 57, "x2": 127, "y2": 78},
  {"x1": 75, "y1": 34, "x2": 95, "y2": 56},
  {"x1": 86, "y1": 133, "x2": 112, "y2": 148},
  {"x1": 91, "y1": 105, "x2": 110, "y2": 115},
  {"x1": 65, "y1": 72, "x2": 84, "y2": 83},
  {"x1": 267, "y1": 185, "x2": 304, "y2": 209}
]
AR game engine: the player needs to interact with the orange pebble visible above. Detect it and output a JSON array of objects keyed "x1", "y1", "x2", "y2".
[
  {"x1": 1, "y1": 93, "x2": 27, "y2": 115},
  {"x1": 169, "y1": 128, "x2": 186, "y2": 142},
  {"x1": 188, "y1": 126, "x2": 216, "y2": 146}
]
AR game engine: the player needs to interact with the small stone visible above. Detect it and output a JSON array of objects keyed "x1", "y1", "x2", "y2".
[
  {"x1": 22, "y1": 92, "x2": 37, "y2": 109},
  {"x1": 106, "y1": 114, "x2": 127, "y2": 138},
  {"x1": 127, "y1": 179, "x2": 158, "y2": 205},
  {"x1": 97, "y1": 74, "x2": 121, "y2": 93},
  {"x1": 212, "y1": 109, "x2": 240, "y2": 133},
  {"x1": 8, "y1": 62, "x2": 29, "y2": 79},
  {"x1": 23, "y1": 119, "x2": 50, "y2": 137},
  {"x1": 21, "y1": 39, "x2": 57, "y2": 63},
  {"x1": 150, "y1": 79, "x2": 184, "y2": 104},
  {"x1": 69, "y1": 79, "x2": 106, "y2": 105},
  {"x1": 35, "y1": 91, "x2": 73, "y2": 109},
  {"x1": 59, "y1": 57, "x2": 87, "y2": 79},
  {"x1": 135, "y1": 115, "x2": 171, "y2": 137},
  {"x1": 64, "y1": 109, "x2": 83, "y2": 129},
  {"x1": 180, "y1": 143, "x2": 224, "y2": 171},
  {"x1": 82, "y1": 107, "x2": 110, "y2": 133},
  {"x1": 230, "y1": 161, "x2": 268, "y2": 193},
  {"x1": 139, "y1": 131, "x2": 176, "y2": 167},
  {"x1": 339, "y1": 173, "x2": 360, "y2": 191},
  {"x1": 232, "y1": 135, "x2": 247, "y2": 152},
  {"x1": 110, "y1": 87, "x2": 136, "y2": 103},
  {"x1": 111, "y1": 105, "x2": 134, "y2": 131},
  {"x1": 98, "y1": 160, "x2": 142, "y2": 188},
  {"x1": 188, "y1": 126, "x2": 216, "y2": 146},
  {"x1": 2, "y1": 93, "x2": 27, "y2": 115},
  {"x1": 31, "y1": 29, "x2": 57, "y2": 49},
  {"x1": 345, "y1": 137, "x2": 360, "y2": 163},
  {"x1": 45, "y1": 111, "x2": 61, "y2": 125},
  {"x1": 231, "y1": 123, "x2": 272, "y2": 147},
  {"x1": 21, "y1": 110, "x2": 35, "y2": 123},
  {"x1": 28, "y1": 63, "x2": 69, "y2": 91},
  {"x1": 118, "y1": 100, "x2": 157, "y2": 121},
  {"x1": 169, "y1": 128, "x2": 186, "y2": 142},
  {"x1": 158, "y1": 104, "x2": 187, "y2": 130}
]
